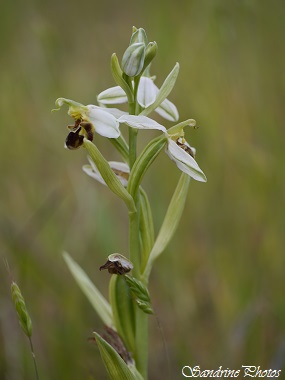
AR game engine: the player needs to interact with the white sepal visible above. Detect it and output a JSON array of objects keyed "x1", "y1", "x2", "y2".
[
  {"x1": 156, "y1": 97, "x2": 179, "y2": 122},
  {"x1": 97, "y1": 86, "x2": 128, "y2": 105},
  {"x1": 166, "y1": 139, "x2": 207, "y2": 182},
  {"x1": 137, "y1": 77, "x2": 157, "y2": 108},
  {"x1": 118, "y1": 115, "x2": 166, "y2": 132}
]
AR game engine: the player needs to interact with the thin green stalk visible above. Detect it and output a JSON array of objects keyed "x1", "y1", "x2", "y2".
[
  {"x1": 129, "y1": 128, "x2": 138, "y2": 169},
  {"x1": 28, "y1": 337, "x2": 39, "y2": 380},
  {"x1": 128, "y1": 196, "x2": 141, "y2": 278}
]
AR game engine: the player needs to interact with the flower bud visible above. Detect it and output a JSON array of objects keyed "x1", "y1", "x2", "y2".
[
  {"x1": 142, "y1": 41, "x2": 157, "y2": 71},
  {"x1": 130, "y1": 27, "x2": 148, "y2": 46},
  {"x1": 121, "y1": 42, "x2": 145, "y2": 77}
]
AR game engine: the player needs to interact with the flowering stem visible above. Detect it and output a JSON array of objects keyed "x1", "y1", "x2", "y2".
[
  {"x1": 134, "y1": 308, "x2": 148, "y2": 379},
  {"x1": 126, "y1": 74, "x2": 149, "y2": 378},
  {"x1": 129, "y1": 203, "x2": 149, "y2": 378},
  {"x1": 129, "y1": 194, "x2": 149, "y2": 378},
  {"x1": 128, "y1": 200, "x2": 141, "y2": 278},
  {"x1": 129, "y1": 128, "x2": 138, "y2": 169}
]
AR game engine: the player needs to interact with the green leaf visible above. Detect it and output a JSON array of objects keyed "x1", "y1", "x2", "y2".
[
  {"x1": 109, "y1": 275, "x2": 136, "y2": 353},
  {"x1": 97, "y1": 86, "x2": 128, "y2": 105},
  {"x1": 63, "y1": 252, "x2": 113, "y2": 327},
  {"x1": 127, "y1": 135, "x2": 167, "y2": 198},
  {"x1": 139, "y1": 62, "x2": 180, "y2": 117},
  {"x1": 111, "y1": 53, "x2": 134, "y2": 103},
  {"x1": 83, "y1": 139, "x2": 136, "y2": 213},
  {"x1": 142, "y1": 173, "x2": 190, "y2": 281},
  {"x1": 94, "y1": 333, "x2": 137, "y2": 380}
]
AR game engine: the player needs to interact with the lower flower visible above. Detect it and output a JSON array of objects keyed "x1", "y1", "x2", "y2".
[{"x1": 165, "y1": 136, "x2": 207, "y2": 182}]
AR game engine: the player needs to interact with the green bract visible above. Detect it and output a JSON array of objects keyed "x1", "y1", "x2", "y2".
[
  {"x1": 63, "y1": 253, "x2": 114, "y2": 327},
  {"x1": 83, "y1": 139, "x2": 136, "y2": 213}
]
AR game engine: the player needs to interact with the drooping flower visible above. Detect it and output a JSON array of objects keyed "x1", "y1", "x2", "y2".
[
  {"x1": 165, "y1": 136, "x2": 207, "y2": 182},
  {"x1": 97, "y1": 76, "x2": 179, "y2": 122},
  {"x1": 83, "y1": 157, "x2": 130, "y2": 187},
  {"x1": 53, "y1": 98, "x2": 121, "y2": 149},
  {"x1": 99, "y1": 253, "x2": 133, "y2": 275}
]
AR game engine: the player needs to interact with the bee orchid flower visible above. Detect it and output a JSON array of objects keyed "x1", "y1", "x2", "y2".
[
  {"x1": 53, "y1": 98, "x2": 121, "y2": 149},
  {"x1": 53, "y1": 98, "x2": 167, "y2": 149},
  {"x1": 165, "y1": 136, "x2": 207, "y2": 182}
]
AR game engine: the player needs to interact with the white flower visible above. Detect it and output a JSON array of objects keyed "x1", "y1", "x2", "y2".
[
  {"x1": 83, "y1": 157, "x2": 130, "y2": 187},
  {"x1": 54, "y1": 98, "x2": 167, "y2": 149},
  {"x1": 97, "y1": 76, "x2": 179, "y2": 122},
  {"x1": 165, "y1": 137, "x2": 207, "y2": 182}
]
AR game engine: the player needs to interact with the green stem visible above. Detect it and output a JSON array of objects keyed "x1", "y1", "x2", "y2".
[
  {"x1": 128, "y1": 75, "x2": 141, "y2": 169},
  {"x1": 129, "y1": 196, "x2": 141, "y2": 278},
  {"x1": 129, "y1": 128, "x2": 138, "y2": 169},
  {"x1": 134, "y1": 308, "x2": 148, "y2": 379},
  {"x1": 129, "y1": 194, "x2": 149, "y2": 377},
  {"x1": 126, "y1": 74, "x2": 149, "y2": 378},
  {"x1": 29, "y1": 337, "x2": 39, "y2": 380}
]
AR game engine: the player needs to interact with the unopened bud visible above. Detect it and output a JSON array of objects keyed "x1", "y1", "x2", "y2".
[
  {"x1": 130, "y1": 27, "x2": 148, "y2": 46},
  {"x1": 121, "y1": 42, "x2": 145, "y2": 77},
  {"x1": 142, "y1": 41, "x2": 158, "y2": 72}
]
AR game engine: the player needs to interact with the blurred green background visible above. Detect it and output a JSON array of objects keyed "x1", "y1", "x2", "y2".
[{"x1": 1, "y1": 0, "x2": 285, "y2": 379}]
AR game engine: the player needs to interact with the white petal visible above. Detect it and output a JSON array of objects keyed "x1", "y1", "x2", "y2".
[
  {"x1": 118, "y1": 115, "x2": 166, "y2": 132},
  {"x1": 108, "y1": 161, "x2": 130, "y2": 173},
  {"x1": 155, "y1": 98, "x2": 179, "y2": 122},
  {"x1": 83, "y1": 158, "x2": 129, "y2": 187},
  {"x1": 97, "y1": 86, "x2": 128, "y2": 105},
  {"x1": 137, "y1": 77, "x2": 158, "y2": 108},
  {"x1": 86, "y1": 105, "x2": 120, "y2": 138},
  {"x1": 98, "y1": 107, "x2": 128, "y2": 118},
  {"x1": 82, "y1": 164, "x2": 106, "y2": 185},
  {"x1": 166, "y1": 139, "x2": 207, "y2": 182}
]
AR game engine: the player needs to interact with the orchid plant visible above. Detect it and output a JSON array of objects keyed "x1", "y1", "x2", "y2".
[{"x1": 53, "y1": 27, "x2": 206, "y2": 379}]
